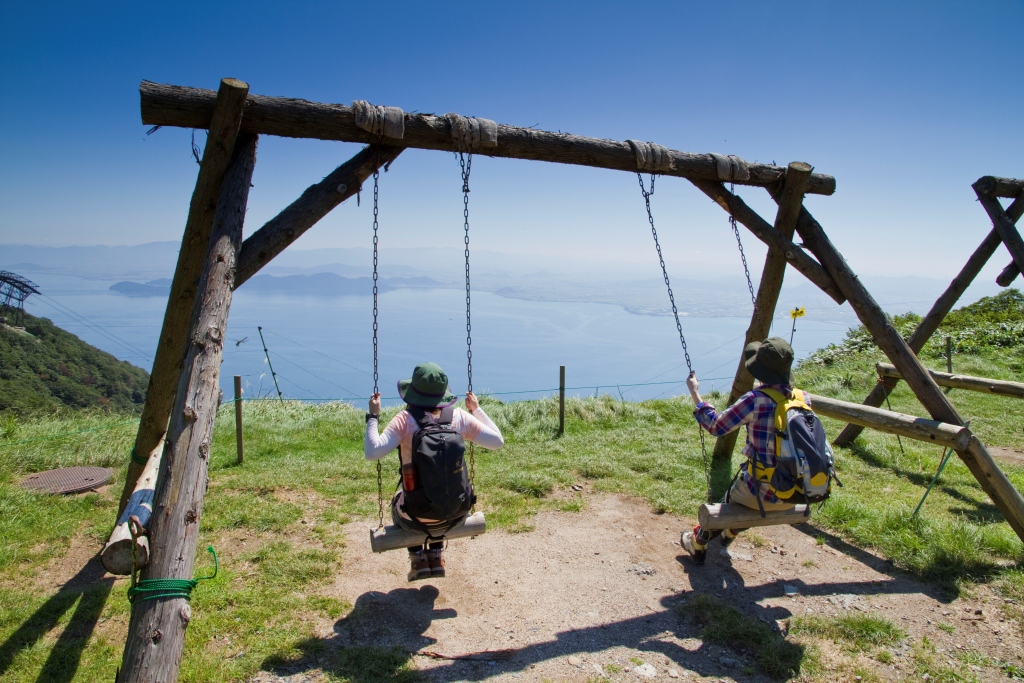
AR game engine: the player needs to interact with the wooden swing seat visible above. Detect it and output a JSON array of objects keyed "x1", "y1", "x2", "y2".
[
  {"x1": 698, "y1": 503, "x2": 810, "y2": 531},
  {"x1": 369, "y1": 511, "x2": 487, "y2": 553}
]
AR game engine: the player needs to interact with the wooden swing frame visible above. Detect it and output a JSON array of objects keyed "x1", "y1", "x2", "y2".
[{"x1": 112, "y1": 78, "x2": 1024, "y2": 683}]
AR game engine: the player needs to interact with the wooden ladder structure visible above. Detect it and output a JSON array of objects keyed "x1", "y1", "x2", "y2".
[{"x1": 112, "y1": 78, "x2": 1024, "y2": 683}]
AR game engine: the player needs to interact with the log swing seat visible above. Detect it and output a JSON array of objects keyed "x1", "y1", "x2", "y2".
[
  {"x1": 365, "y1": 110, "x2": 495, "y2": 552},
  {"x1": 111, "y1": 78, "x2": 1024, "y2": 683}
]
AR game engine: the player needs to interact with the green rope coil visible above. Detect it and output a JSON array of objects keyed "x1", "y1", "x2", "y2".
[
  {"x1": 130, "y1": 447, "x2": 148, "y2": 466},
  {"x1": 128, "y1": 546, "x2": 218, "y2": 604}
]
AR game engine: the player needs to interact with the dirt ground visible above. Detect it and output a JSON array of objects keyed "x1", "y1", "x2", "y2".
[{"x1": 253, "y1": 494, "x2": 1024, "y2": 683}]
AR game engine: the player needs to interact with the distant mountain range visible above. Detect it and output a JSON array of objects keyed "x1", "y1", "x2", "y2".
[{"x1": 108, "y1": 273, "x2": 450, "y2": 297}]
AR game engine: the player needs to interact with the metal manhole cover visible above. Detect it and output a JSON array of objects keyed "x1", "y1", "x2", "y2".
[{"x1": 21, "y1": 466, "x2": 114, "y2": 495}]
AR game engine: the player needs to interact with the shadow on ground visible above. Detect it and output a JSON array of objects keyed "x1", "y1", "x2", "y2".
[
  {"x1": 260, "y1": 537, "x2": 953, "y2": 683},
  {"x1": 0, "y1": 556, "x2": 114, "y2": 683}
]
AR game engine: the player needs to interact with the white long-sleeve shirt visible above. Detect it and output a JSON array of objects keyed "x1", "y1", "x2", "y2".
[{"x1": 364, "y1": 406, "x2": 504, "y2": 465}]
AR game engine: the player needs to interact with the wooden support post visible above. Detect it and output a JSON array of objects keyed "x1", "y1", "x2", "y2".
[
  {"x1": 946, "y1": 336, "x2": 953, "y2": 374},
  {"x1": 783, "y1": 198, "x2": 1024, "y2": 544},
  {"x1": 975, "y1": 182, "x2": 1024, "y2": 281},
  {"x1": 710, "y1": 162, "x2": 813, "y2": 489},
  {"x1": 690, "y1": 178, "x2": 845, "y2": 304},
  {"x1": 117, "y1": 133, "x2": 257, "y2": 683},
  {"x1": 116, "y1": 79, "x2": 249, "y2": 515},
  {"x1": 558, "y1": 365, "x2": 565, "y2": 436},
  {"x1": 234, "y1": 145, "x2": 403, "y2": 287},
  {"x1": 139, "y1": 81, "x2": 838, "y2": 196},
  {"x1": 833, "y1": 192, "x2": 1024, "y2": 446},
  {"x1": 234, "y1": 375, "x2": 243, "y2": 464},
  {"x1": 808, "y1": 393, "x2": 972, "y2": 451},
  {"x1": 876, "y1": 363, "x2": 1024, "y2": 400},
  {"x1": 997, "y1": 261, "x2": 1019, "y2": 287}
]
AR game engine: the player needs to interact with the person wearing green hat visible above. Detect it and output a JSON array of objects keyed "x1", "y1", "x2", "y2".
[
  {"x1": 365, "y1": 362, "x2": 504, "y2": 581},
  {"x1": 680, "y1": 337, "x2": 802, "y2": 564}
]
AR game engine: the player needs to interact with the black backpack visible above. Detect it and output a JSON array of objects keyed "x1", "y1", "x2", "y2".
[{"x1": 401, "y1": 406, "x2": 475, "y2": 528}]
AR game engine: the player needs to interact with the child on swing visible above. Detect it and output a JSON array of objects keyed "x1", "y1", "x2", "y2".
[
  {"x1": 681, "y1": 337, "x2": 799, "y2": 565},
  {"x1": 365, "y1": 362, "x2": 504, "y2": 581}
]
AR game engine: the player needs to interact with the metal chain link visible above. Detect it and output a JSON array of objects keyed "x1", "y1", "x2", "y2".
[
  {"x1": 729, "y1": 183, "x2": 757, "y2": 308},
  {"x1": 460, "y1": 151, "x2": 474, "y2": 394},
  {"x1": 371, "y1": 154, "x2": 384, "y2": 530},
  {"x1": 637, "y1": 173, "x2": 712, "y2": 501},
  {"x1": 459, "y1": 151, "x2": 477, "y2": 507}
]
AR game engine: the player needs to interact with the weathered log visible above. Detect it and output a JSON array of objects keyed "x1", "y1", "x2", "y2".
[
  {"x1": 784, "y1": 199, "x2": 1024, "y2": 543},
  {"x1": 698, "y1": 503, "x2": 811, "y2": 530},
  {"x1": 711, "y1": 163, "x2": 812, "y2": 470},
  {"x1": 975, "y1": 188, "x2": 1024, "y2": 285},
  {"x1": 234, "y1": 145, "x2": 402, "y2": 287},
  {"x1": 689, "y1": 179, "x2": 845, "y2": 304},
  {"x1": 101, "y1": 440, "x2": 162, "y2": 575},
  {"x1": 808, "y1": 393, "x2": 971, "y2": 451},
  {"x1": 876, "y1": 363, "x2": 1024, "y2": 399},
  {"x1": 369, "y1": 512, "x2": 487, "y2": 553},
  {"x1": 139, "y1": 81, "x2": 837, "y2": 196},
  {"x1": 117, "y1": 134, "x2": 257, "y2": 683},
  {"x1": 833, "y1": 192, "x2": 1024, "y2": 446},
  {"x1": 973, "y1": 175, "x2": 1024, "y2": 200},
  {"x1": 117, "y1": 79, "x2": 249, "y2": 515},
  {"x1": 997, "y1": 261, "x2": 1019, "y2": 287}
]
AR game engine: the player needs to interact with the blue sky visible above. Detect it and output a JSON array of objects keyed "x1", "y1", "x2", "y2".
[{"x1": 1, "y1": 1, "x2": 1022, "y2": 279}]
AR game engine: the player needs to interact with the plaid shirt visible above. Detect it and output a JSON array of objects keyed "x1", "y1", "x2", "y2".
[{"x1": 693, "y1": 384, "x2": 802, "y2": 503}]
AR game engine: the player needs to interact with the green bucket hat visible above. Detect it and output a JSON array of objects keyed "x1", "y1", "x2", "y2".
[
  {"x1": 397, "y1": 362, "x2": 457, "y2": 408},
  {"x1": 744, "y1": 337, "x2": 794, "y2": 385}
]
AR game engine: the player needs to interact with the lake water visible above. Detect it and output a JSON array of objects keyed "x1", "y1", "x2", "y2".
[{"x1": 21, "y1": 270, "x2": 853, "y2": 406}]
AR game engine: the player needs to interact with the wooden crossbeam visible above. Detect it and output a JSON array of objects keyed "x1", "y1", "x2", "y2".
[
  {"x1": 117, "y1": 134, "x2": 258, "y2": 683},
  {"x1": 710, "y1": 163, "x2": 813, "y2": 474},
  {"x1": 876, "y1": 363, "x2": 1024, "y2": 400},
  {"x1": 138, "y1": 81, "x2": 837, "y2": 196},
  {"x1": 369, "y1": 512, "x2": 487, "y2": 553},
  {"x1": 699, "y1": 503, "x2": 810, "y2": 530},
  {"x1": 833, "y1": 190, "x2": 1024, "y2": 446},
  {"x1": 235, "y1": 145, "x2": 403, "y2": 288},
  {"x1": 808, "y1": 393, "x2": 972, "y2": 451},
  {"x1": 116, "y1": 79, "x2": 249, "y2": 514},
  {"x1": 689, "y1": 178, "x2": 845, "y2": 304},
  {"x1": 783, "y1": 199, "x2": 1024, "y2": 543}
]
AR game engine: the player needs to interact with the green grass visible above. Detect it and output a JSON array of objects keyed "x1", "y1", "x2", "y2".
[
  {"x1": 677, "y1": 593, "x2": 814, "y2": 678},
  {"x1": 789, "y1": 613, "x2": 905, "y2": 652},
  {"x1": 1, "y1": 318, "x2": 1023, "y2": 681}
]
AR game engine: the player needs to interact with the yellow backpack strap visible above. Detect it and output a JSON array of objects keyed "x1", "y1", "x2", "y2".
[{"x1": 756, "y1": 387, "x2": 789, "y2": 432}]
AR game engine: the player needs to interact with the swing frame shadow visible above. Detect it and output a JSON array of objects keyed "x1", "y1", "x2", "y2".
[{"x1": 110, "y1": 78, "x2": 1024, "y2": 681}]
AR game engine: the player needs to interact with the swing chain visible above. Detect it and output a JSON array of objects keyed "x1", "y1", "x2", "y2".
[
  {"x1": 637, "y1": 174, "x2": 693, "y2": 372},
  {"x1": 376, "y1": 460, "x2": 384, "y2": 530},
  {"x1": 371, "y1": 144, "x2": 383, "y2": 530},
  {"x1": 637, "y1": 173, "x2": 712, "y2": 502},
  {"x1": 728, "y1": 183, "x2": 756, "y2": 308},
  {"x1": 460, "y1": 151, "x2": 474, "y2": 393}
]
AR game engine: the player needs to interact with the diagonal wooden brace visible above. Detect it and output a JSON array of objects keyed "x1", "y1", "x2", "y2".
[
  {"x1": 974, "y1": 176, "x2": 1024, "y2": 286},
  {"x1": 833, "y1": 192, "x2": 1024, "y2": 446},
  {"x1": 689, "y1": 178, "x2": 845, "y2": 305}
]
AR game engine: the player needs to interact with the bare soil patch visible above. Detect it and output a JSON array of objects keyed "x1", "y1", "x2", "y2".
[{"x1": 256, "y1": 494, "x2": 1023, "y2": 682}]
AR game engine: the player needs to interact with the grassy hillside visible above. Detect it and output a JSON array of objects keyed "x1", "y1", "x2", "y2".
[
  {"x1": 0, "y1": 312, "x2": 149, "y2": 414},
  {"x1": 1, "y1": 292, "x2": 1022, "y2": 682}
]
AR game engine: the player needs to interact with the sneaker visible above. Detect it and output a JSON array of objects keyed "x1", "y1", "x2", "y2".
[
  {"x1": 427, "y1": 548, "x2": 446, "y2": 577},
  {"x1": 681, "y1": 528, "x2": 707, "y2": 565},
  {"x1": 720, "y1": 530, "x2": 737, "y2": 548},
  {"x1": 408, "y1": 550, "x2": 431, "y2": 582}
]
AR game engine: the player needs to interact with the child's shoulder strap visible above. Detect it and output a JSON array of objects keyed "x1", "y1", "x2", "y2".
[{"x1": 756, "y1": 387, "x2": 786, "y2": 404}]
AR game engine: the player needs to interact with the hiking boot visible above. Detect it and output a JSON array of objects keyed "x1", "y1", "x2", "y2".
[
  {"x1": 427, "y1": 547, "x2": 446, "y2": 577},
  {"x1": 681, "y1": 528, "x2": 707, "y2": 565},
  {"x1": 408, "y1": 549, "x2": 431, "y2": 581}
]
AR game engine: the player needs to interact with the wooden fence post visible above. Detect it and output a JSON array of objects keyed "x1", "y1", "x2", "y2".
[
  {"x1": 234, "y1": 375, "x2": 243, "y2": 464},
  {"x1": 117, "y1": 133, "x2": 257, "y2": 683},
  {"x1": 116, "y1": 78, "x2": 249, "y2": 515},
  {"x1": 558, "y1": 365, "x2": 565, "y2": 436}
]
